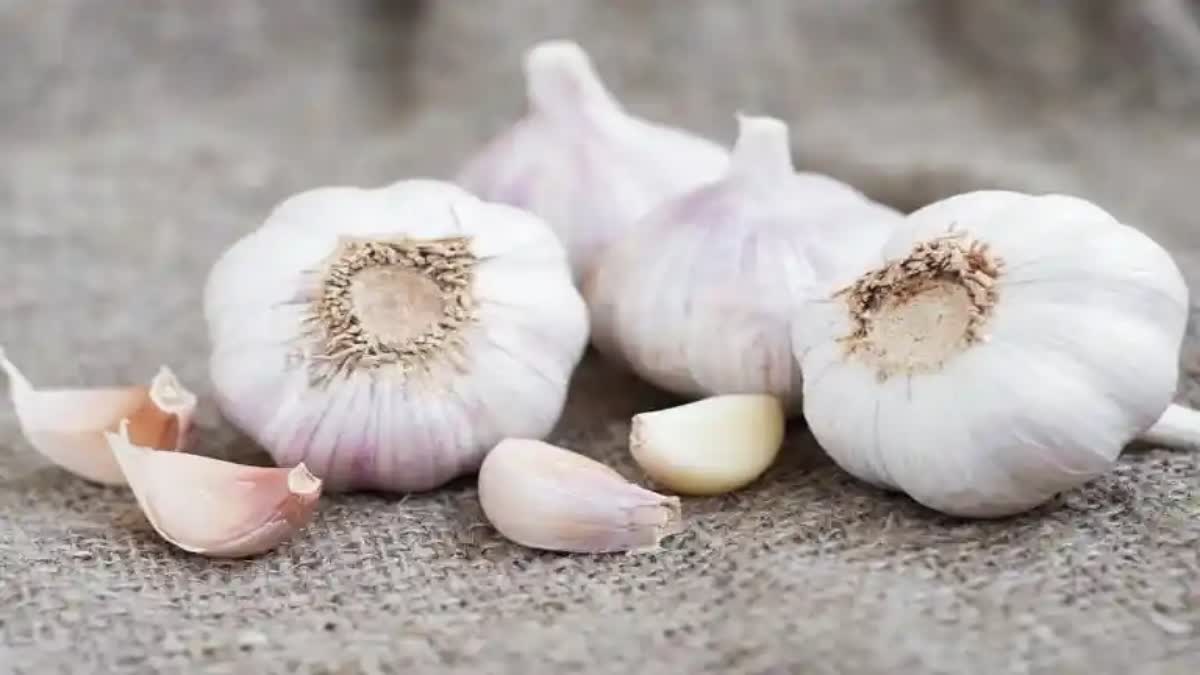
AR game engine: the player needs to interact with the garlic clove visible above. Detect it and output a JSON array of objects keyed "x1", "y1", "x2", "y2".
[
  {"x1": 105, "y1": 420, "x2": 322, "y2": 558},
  {"x1": 1138, "y1": 403, "x2": 1200, "y2": 449},
  {"x1": 0, "y1": 348, "x2": 196, "y2": 485},
  {"x1": 584, "y1": 114, "x2": 902, "y2": 408},
  {"x1": 477, "y1": 438, "x2": 682, "y2": 553},
  {"x1": 630, "y1": 394, "x2": 786, "y2": 496},
  {"x1": 457, "y1": 39, "x2": 729, "y2": 283}
]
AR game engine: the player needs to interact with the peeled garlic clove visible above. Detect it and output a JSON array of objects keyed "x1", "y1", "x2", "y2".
[
  {"x1": 105, "y1": 420, "x2": 321, "y2": 558},
  {"x1": 630, "y1": 394, "x2": 785, "y2": 496},
  {"x1": 793, "y1": 190, "x2": 1200, "y2": 518},
  {"x1": 204, "y1": 180, "x2": 588, "y2": 493},
  {"x1": 584, "y1": 114, "x2": 902, "y2": 409},
  {"x1": 457, "y1": 39, "x2": 729, "y2": 283},
  {"x1": 0, "y1": 349, "x2": 196, "y2": 485},
  {"x1": 478, "y1": 438, "x2": 682, "y2": 553}
]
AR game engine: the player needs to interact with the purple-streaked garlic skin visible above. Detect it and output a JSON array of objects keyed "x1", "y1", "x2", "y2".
[
  {"x1": 457, "y1": 39, "x2": 729, "y2": 284},
  {"x1": 584, "y1": 115, "x2": 903, "y2": 411},
  {"x1": 203, "y1": 180, "x2": 588, "y2": 493}
]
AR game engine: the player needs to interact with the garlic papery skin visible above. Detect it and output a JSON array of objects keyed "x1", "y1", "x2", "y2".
[
  {"x1": 477, "y1": 438, "x2": 682, "y2": 553},
  {"x1": 0, "y1": 350, "x2": 196, "y2": 485},
  {"x1": 456, "y1": 39, "x2": 729, "y2": 283},
  {"x1": 630, "y1": 394, "x2": 785, "y2": 496},
  {"x1": 203, "y1": 180, "x2": 588, "y2": 493},
  {"x1": 105, "y1": 420, "x2": 321, "y2": 558},
  {"x1": 584, "y1": 115, "x2": 903, "y2": 409},
  {"x1": 792, "y1": 190, "x2": 1195, "y2": 518}
]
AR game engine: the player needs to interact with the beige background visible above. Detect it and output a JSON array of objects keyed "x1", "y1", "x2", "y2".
[{"x1": 2, "y1": 1, "x2": 1199, "y2": 673}]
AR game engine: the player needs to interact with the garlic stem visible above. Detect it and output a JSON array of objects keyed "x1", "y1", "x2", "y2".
[
  {"x1": 524, "y1": 40, "x2": 621, "y2": 121},
  {"x1": 729, "y1": 114, "x2": 795, "y2": 182},
  {"x1": 1137, "y1": 403, "x2": 1200, "y2": 450}
]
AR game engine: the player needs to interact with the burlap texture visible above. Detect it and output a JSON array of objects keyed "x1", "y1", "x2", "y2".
[{"x1": 2, "y1": 1, "x2": 1199, "y2": 673}]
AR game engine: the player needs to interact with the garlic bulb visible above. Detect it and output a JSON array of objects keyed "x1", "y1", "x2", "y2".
[
  {"x1": 106, "y1": 420, "x2": 322, "y2": 558},
  {"x1": 0, "y1": 349, "x2": 196, "y2": 485},
  {"x1": 630, "y1": 394, "x2": 785, "y2": 496},
  {"x1": 203, "y1": 180, "x2": 588, "y2": 492},
  {"x1": 478, "y1": 438, "x2": 682, "y2": 553},
  {"x1": 585, "y1": 115, "x2": 903, "y2": 408},
  {"x1": 792, "y1": 190, "x2": 1200, "y2": 517},
  {"x1": 457, "y1": 39, "x2": 729, "y2": 283}
]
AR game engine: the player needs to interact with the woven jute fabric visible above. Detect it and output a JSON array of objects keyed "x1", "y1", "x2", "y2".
[{"x1": 2, "y1": 2, "x2": 1199, "y2": 673}]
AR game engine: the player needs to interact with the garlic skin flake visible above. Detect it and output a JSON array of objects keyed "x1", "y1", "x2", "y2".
[
  {"x1": 793, "y1": 190, "x2": 1196, "y2": 518},
  {"x1": 457, "y1": 39, "x2": 729, "y2": 283},
  {"x1": 630, "y1": 394, "x2": 785, "y2": 496},
  {"x1": 106, "y1": 421, "x2": 321, "y2": 558},
  {"x1": 585, "y1": 115, "x2": 902, "y2": 409},
  {"x1": 0, "y1": 349, "x2": 196, "y2": 485},
  {"x1": 478, "y1": 439, "x2": 682, "y2": 553},
  {"x1": 203, "y1": 180, "x2": 588, "y2": 493}
]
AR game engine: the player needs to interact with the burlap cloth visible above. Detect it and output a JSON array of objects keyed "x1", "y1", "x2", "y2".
[{"x1": 2, "y1": 2, "x2": 1199, "y2": 673}]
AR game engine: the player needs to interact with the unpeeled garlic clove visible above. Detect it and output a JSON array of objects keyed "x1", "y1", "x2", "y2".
[
  {"x1": 0, "y1": 348, "x2": 196, "y2": 485},
  {"x1": 477, "y1": 438, "x2": 682, "y2": 553},
  {"x1": 105, "y1": 420, "x2": 322, "y2": 558},
  {"x1": 630, "y1": 394, "x2": 786, "y2": 496}
]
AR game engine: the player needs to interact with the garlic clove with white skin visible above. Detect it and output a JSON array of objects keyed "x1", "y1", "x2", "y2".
[
  {"x1": 477, "y1": 438, "x2": 683, "y2": 553},
  {"x1": 630, "y1": 394, "x2": 785, "y2": 496},
  {"x1": 584, "y1": 114, "x2": 903, "y2": 410},
  {"x1": 457, "y1": 39, "x2": 730, "y2": 283},
  {"x1": 203, "y1": 180, "x2": 588, "y2": 493},
  {"x1": 792, "y1": 190, "x2": 1200, "y2": 518},
  {"x1": 0, "y1": 349, "x2": 196, "y2": 485},
  {"x1": 105, "y1": 420, "x2": 322, "y2": 558}
]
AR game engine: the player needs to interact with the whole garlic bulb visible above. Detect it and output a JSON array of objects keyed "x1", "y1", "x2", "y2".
[
  {"x1": 792, "y1": 190, "x2": 1195, "y2": 517},
  {"x1": 584, "y1": 115, "x2": 903, "y2": 408},
  {"x1": 457, "y1": 39, "x2": 729, "y2": 283},
  {"x1": 203, "y1": 180, "x2": 588, "y2": 492}
]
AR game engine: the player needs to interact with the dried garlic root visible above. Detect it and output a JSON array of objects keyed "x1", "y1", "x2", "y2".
[
  {"x1": 630, "y1": 394, "x2": 786, "y2": 496},
  {"x1": 478, "y1": 438, "x2": 682, "y2": 553}
]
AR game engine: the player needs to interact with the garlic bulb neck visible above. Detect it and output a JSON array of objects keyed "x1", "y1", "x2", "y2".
[
  {"x1": 304, "y1": 236, "x2": 476, "y2": 383},
  {"x1": 839, "y1": 233, "x2": 1003, "y2": 380},
  {"x1": 524, "y1": 40, "x2": 621, "y2": 123},
  {"x1": 729, "y1": 114, "x2": 795, "y2": 183}
]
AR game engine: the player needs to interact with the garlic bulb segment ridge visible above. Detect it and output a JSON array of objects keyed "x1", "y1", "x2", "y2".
[
  {"x1": 204, "y1": 180, "x2": 588, "y2": 493},
  {"x1": 584, "y1": 114, "x2": 903, "y2": 408},
  {"x1": 630, "y1": 394, "x2": 786, "y2": 496},
  {"x1": 478, "y1": 439, "x2": 683, "y2": 553},
  {"x1": 457, "y1": 39, "x2": 730, "y2": 283},
  {"x1": 793, "y1": 190, "x2": 1196, "y2": 518},
  {"x1": 105, "y1": 420, "x2": 322, "y2": 558},
  {"x1": 0, "y1": 349, "x2": 196, "y2": 485}
]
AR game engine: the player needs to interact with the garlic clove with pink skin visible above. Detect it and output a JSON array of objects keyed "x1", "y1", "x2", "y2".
[
  {"x1": 0, "y1": 348, "x2": 196, "y2": 485},
  {"x1": 478, "y1": 438, "x2": 682, "y2": 554},
  {"x1": 105, "y1": 420, "x2": 322, "y2": 558},
  {"x1": 457, "y1": 39, "x2": 730, "y2": 283},
  {"x1": 583, "y1": 114, "x2": 903, "y2": 411}
]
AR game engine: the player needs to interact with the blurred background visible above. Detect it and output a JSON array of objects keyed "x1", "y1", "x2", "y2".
[{"x1": 3, "y1": 2, "x2": 1200, "y2": 673}]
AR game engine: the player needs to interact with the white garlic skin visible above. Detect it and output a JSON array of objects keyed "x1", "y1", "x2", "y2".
[
  {"x1": 203, "y1": 180, "x2": 589, "y2": 493},
  {"x1": 457, "y1": 39, "x2": 729, "y2": 283},
  {"x1": 584, "y1": 115, "x2": 902, "y2": 409},
  {"x1": 793, "y1": 190, "x2": 1190, "y2": 518}
]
